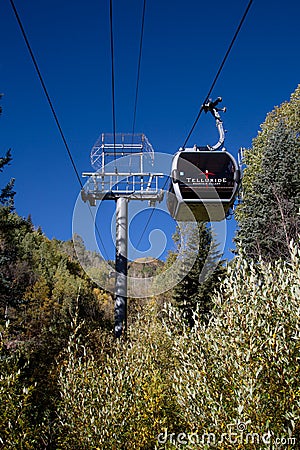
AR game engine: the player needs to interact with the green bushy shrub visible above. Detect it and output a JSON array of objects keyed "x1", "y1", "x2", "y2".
[
  {"x1": 0, "y1": 324, "x2": 39, "y2": 450},
  {"x1": 168, "y1": 242, "x2": 300, "y2": 449},
  {"x1": 56, "y1": 306, "x2": 183, "y2": 449}
]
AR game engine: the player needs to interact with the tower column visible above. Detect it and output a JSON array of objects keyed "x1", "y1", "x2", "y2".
[{"x1": 114, "y1": 197, "x2": 128, "y2": 338}]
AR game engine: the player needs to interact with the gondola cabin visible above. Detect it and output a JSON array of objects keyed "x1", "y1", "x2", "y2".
[{"x1": 167, "y1": 147, "x2": 240, "y2": 222}]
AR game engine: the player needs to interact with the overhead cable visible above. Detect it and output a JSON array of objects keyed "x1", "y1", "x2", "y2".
[
  {"x1": 131, "y1": 0, "x2": 147, "y2": 137},
  {"x1": 182, "y1": 0, "x2": 254, "y2": 149},
  {"x1": 136, "y1": 0, "x2": 253, "y2": 248},
  {"x1": 109, "y1": 0, "x2": 117, "y2": 164},
  {"x1": 9, "y1": 0, "x2": 109, "y2": 260},
  {"x1": 135, "y1": 175, "x2": 169, "y2": 251},
  {"x1": 9, "y1": 0, "x2": 83, "y2": 188}
]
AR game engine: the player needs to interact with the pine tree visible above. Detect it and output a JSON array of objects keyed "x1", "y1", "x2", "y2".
[
  {"x1": 0, "y1": 97, "x2": 15, "y2": 211},
  {"x1": 0, "y1": 176, "x2": 15, "y2": 210},
  {"x1": 0, "y1": 104, "x2": 33, "y2": 316},
  {"x1": 235, "y1": 105, "x2": 300, "y2": 261},
  {"x1": 172, "y1": 222, "x2": 224, "y2": 327},
  {"x1": 0, "y1": 211, "x2": 33, "y2": 318},
  {"x1": 238, "y1": 85, "x2": 300, "y2": 199},
  {"x1": 0, "y1": 150, "x2": 15, "y2": 211}
]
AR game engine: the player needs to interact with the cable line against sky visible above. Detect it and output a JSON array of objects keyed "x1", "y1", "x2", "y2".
[
  {"x1": 182, "y1": 0, "x2": 254, "y2": 149},
  {"x1": 131, "y1": 0, "x2": 147, "y2": 137},
  {"x1": 135, "y1": 0, "x2": 254, "y2": 249},
  {"x1": 9, "y1": 0, "x2": 253, "y2": 259},
  {"x1": 135, "y1": 176, "x2": 170, "y2": 251},
  {"x1": 9, "y1": 0, "x2": 110, "y2": 260},
  {"x1": 109, "y1": 0, "x2": 117, "y2": 165},
  {"x1": 8, "y1": 0, "x2": 83, "y2": 188}
]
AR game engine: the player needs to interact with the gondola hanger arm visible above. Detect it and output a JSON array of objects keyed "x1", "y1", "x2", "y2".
[{"x1": 203, "y1": 97, "x2": 226, "y2": 151}]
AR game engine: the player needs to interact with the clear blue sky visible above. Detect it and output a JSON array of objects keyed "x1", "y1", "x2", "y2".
[{"x1": 1, "y1": 0, "x2": 299, "y2": 261}]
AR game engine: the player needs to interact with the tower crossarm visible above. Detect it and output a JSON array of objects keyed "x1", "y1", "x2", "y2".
[{"x1": 81, "y1": 172, "x2": 165, "y2": 205}]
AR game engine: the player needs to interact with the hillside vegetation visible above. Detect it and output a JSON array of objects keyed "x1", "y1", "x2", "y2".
[{"x1": 0, "y1": 86, "x2": 299, "y2": 449}]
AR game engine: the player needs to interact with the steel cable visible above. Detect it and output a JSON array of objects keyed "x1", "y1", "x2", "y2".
[
  {"x1": 9, "y1": 0, "x2": 110, "y2": 260},
  {"x1": 182, "y1": 0, "x2": 253, "y2": 149},
  {"x1": 136, "y1": 0, "x2": 254, "y2": 248}
]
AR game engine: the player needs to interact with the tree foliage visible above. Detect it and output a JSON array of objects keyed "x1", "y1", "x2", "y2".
[
  {"x1": 1, "y1": 86, "x2": 299, "y2": 448},
  {"x1": 170, "y1": 242, "x2": 300, "y2": 449},
  {"x1": 1, "y1": 216, "x2": 299, "y2": 449},
  {"x1": 239, "y1": 85, "x2": 300, "y2": 197},
  {"x1": 0, "y1": 207, "x2": 113, "y2": 449},
  {"x1": 56, "y1": 306, "x2": 182, "y2": 450},
  {"x1": 0, "y1": 98, "x2": 15, "y2": 211},
  {"x1": 235, "y1": 85, "x2": 300, "y2": 261},
  {"x1": 47, "y1": 241, "x2": 300, "y2": 450},
  {"x1": 171, "y1": 222, "x2": 224, "y2": 326}
]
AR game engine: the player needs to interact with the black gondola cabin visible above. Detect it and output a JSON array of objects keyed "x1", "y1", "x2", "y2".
[{"x1": 167, "y1": 147, "x2": 240, "y2": 222}]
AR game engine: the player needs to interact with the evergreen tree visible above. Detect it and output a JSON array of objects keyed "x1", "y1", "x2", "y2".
[
  {"x1": 235, "y1": 96, "x2": 300, "y2": 262},
  {"x1": 172, "y1": 222, "x2": 224, "y2": 327},
  {"x1": 0, "y1": 176, "x2": 16, "y2": 210},
  {"x1": 0, "y1": 209, "x2": 34, "y2": 318},
  {"x1": 238, "y1": 85, "x2": 300, "y2": 199},
  {"x1": 0, "y1": 97, "x2": 15, "y2": 210}
]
